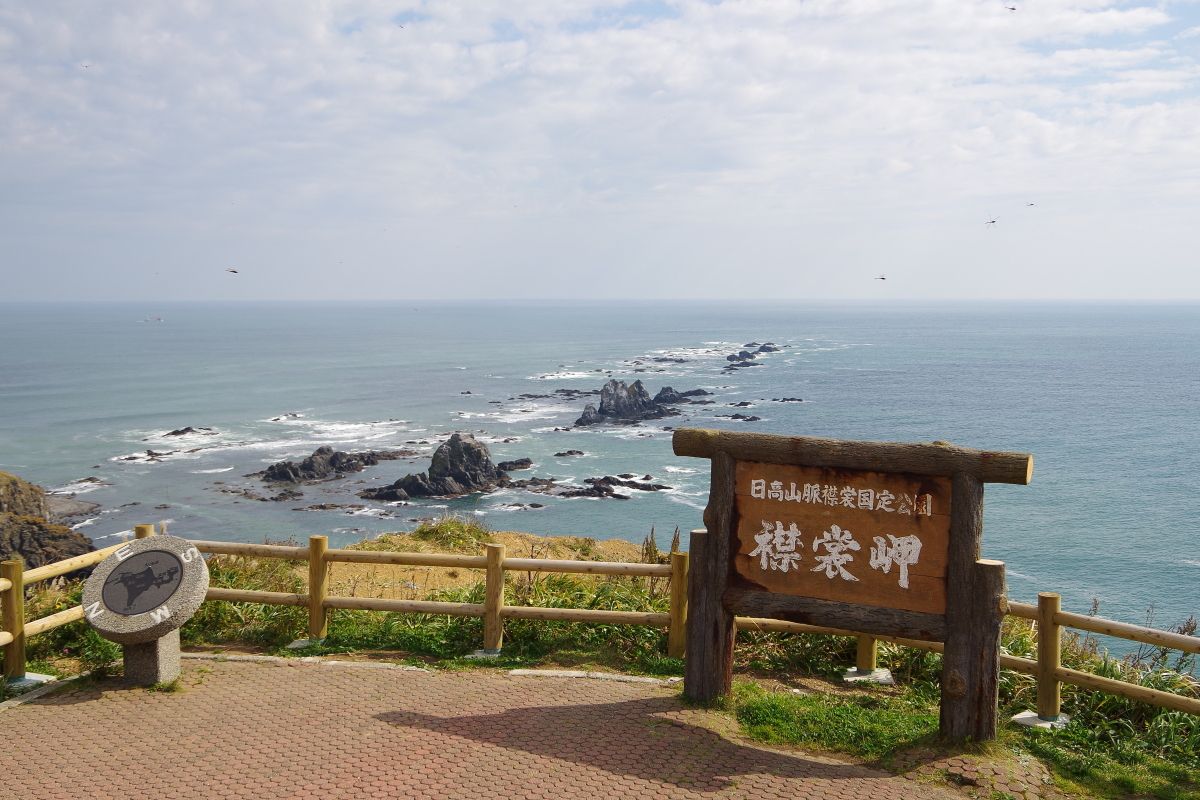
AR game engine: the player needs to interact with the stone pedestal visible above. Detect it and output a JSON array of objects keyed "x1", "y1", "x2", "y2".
[{"x1": 123, "y1": 628, "x2": 181, "y2": 686}]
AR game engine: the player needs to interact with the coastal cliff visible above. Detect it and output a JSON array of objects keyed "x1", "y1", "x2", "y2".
[{"x1": 0, "y1": 471, "x2": 95, "y2": 569}]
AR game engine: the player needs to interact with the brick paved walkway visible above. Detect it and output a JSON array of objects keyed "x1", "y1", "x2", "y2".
[{"x1": 1, "y1": 658, "x2": 972, "y2": 800}]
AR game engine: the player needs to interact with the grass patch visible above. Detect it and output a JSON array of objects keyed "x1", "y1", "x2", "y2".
[
  {"x1": 147, "y1": 678, "x2": 183, "y2": 693},
  {"x1": 732, "y1": 681, "x2": 938, "y2": 760},
  {"x1": 181, "y1": 543, "x2": 308, "y2": 649},
  {"x1": 408, "y1": 515, "x2": 492, "y2": 551}
]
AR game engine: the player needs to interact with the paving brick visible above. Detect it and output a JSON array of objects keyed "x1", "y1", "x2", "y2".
[{"x1": 0, "y1": 659, "x2": 1014, "y2": 800}]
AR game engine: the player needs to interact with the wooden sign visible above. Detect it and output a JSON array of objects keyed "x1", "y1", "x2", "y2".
[
  {"x1": 673, "y1": 428, "x2": 1033, "y2": 743},
  {"x1": 733, "y1": 461, "x2": 950, "y2": 615}
]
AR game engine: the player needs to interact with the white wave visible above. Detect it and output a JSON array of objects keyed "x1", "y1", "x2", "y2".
[
  {"x1": 606, "y1": 428, "x2": 673, "y2": 441},
  {"x1": 190, "y1": 467, "x2": 235, "y2": 474},
  {"x1": 666, "y1": 494, "x2": 706, "y2": 511},
  {"x1": 92, "y1": 528, "x2": 135, "y2": 541},
  {"x1": 1183, "y1": 559, "x2": 1200, "y2": 568},
  {"x1": 71, "y1": 517, "x2": 99, "y2": 530},
  {"x1": 472, "y1": 434, "x2": 523, "y2": 445},
  {"x1": 1006, "y1": 569, "x2": 1036, "y2": 581},
  {"x1": 347, "y1": 507, "x2": 394, "y2": 518},
  {"x1": 50, "y1": 479, "x2": 108, "y2": 495},
  {"x1": 663, "y1": 466, "x2": 697, "y2": 474},
  {"x1": 528, "y1": 370, "x2": 598, "y2": 381}
]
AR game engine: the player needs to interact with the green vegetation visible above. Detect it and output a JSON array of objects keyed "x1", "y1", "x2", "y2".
[
  {"x1": 733, "y1": 681, "x2": 939, "y2": 760},
  {"x1": 407, "y1": 515, "x2": 493, "y2": 551},
  {"x1": 13, "y1": 516, "x2": 1199, "y2": 798}
]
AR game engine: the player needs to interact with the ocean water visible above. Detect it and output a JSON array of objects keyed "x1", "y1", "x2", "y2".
[{"x1": 1, "y1": 301, "x2": 1197, "y2": 643}]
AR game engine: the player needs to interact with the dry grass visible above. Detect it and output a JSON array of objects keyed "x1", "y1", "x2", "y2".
[{"x1": 319, "y1": 529, "x2": 644, "y2": 601}]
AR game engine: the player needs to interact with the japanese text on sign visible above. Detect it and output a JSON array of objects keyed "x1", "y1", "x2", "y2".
[
  {"x1": 749, "y1": 520, "x2": 923, "y2": 588},
  {"x1": 749, "y1": 479, "x2": 933, "y2": 516}
]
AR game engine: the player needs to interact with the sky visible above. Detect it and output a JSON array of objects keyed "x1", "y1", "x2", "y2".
[{"x1": 2, "y1": 0, "x2": 1199, "y2": 302}]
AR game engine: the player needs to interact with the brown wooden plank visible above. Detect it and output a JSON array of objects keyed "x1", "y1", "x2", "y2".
[
  {"x1": 673, "y1": 428, "x2": 1033, "y2": 485},
  {"x1": 731, "y1": 461, "x2": 950, "y2": 615},
  {"x1": 724, "y1": 587, "x2": 947, "y2": 641}
]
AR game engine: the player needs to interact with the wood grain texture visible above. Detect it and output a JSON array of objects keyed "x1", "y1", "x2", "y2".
[
  {"x1": 732, "y1": 461, "x2": 951, "y2": 615},
  {"x1": 308, "y1": 535, "x2": 330, "y2": 639},
  {"x1": 2, "y1": 559, "x2": 25, "y2": 678},
  {"x1": 939, "y1": 469, "x2": 1003, "y2": 741},
  {"x1": 668, "y1": 551, "x2": 688, "y2": 658},
  {"x1": 1037, "y1": 592, "x2": 1062, "y2": 719},
  {"x1": 724, "y1": 587, "x2": 947, "y2": 641},
  {"x1": 673, "y1": 428, "x2": 1033, "y2": 485},
  {"x1": 684, "y1": 451, "x2": 738, "y2": 702},
  {"x1": 484, "y1": 543, "x2": 506, "y2": 652}
]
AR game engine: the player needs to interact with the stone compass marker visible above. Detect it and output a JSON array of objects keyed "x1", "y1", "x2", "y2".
[{"x1": 82, "y1": 535, "x2": 209, "y2": 685}]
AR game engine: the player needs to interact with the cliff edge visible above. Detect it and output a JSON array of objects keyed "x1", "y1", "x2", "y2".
[{"x1": 0, "y1": 471, "x2": 95, "y2": 569}]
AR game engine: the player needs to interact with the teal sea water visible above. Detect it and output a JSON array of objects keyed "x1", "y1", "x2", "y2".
[{"x1": 1, "y1": 301, "x2": 1197, "y2": 643}]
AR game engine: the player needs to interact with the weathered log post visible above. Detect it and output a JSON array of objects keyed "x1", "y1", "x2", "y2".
[
  {"x1": 308, "y1": 535, "x2": 329, "y2": 640},
  {"x1": 668, "y1": 550, "x2": 689, "y2": 658},
  {"x1": 1037, "y1": 592, "x2": 1063, "y2": 720},
  {"x1": 483, "y1": 542, "x2": 506, "y2": 653},
  {"x1": 1, "y1": 559, "x2": 25, "y2": 679}
]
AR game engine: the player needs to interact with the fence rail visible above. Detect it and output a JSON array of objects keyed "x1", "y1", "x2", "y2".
[{"x1": 1, "y1": 525, "x2": 1196, "y2": 721}]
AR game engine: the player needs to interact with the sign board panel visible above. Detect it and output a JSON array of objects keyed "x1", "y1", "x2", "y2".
[{"x1": 732, "y1": 461, "x2": 951, "y2": 615}]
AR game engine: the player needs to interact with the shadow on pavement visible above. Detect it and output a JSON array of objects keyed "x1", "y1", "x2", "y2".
[{"x1": 377, "y1": 695, "x2": 885, "y2": 791}]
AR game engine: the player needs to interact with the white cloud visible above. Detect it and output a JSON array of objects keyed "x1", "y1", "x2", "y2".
[{"x1": 1, "y1": 0, "x2": 1198, "y2": 300}]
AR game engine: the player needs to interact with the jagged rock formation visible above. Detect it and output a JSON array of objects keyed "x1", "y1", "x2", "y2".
[
  {"x1": 260, "y1": 446, "x2": 410, "y2": 483},
  {"x1": 652, "y1": 387, "x2": 711, "y2": 405},
  {"x1": 574, "y1": 380, "x2": 682, "y2": 426},
  {"x1": 723, "y1": 342, "x2": 778, "y2": 372},
  {"x1": 0, "y1": 471, "x2": 94, "y2": 569},
  {"x1": 496, "y1": 458, "x2": 533, "y2": 471},
  {"x1": 508, "y1": 473, "x2": 671, "y2": 501},
  {"x1": 0, "y1": 471, "x2": 48, "y2": 518},
  {"x1": 359, "y1": 433, "x2": 515, "y2": 501},
  {"x1": 162, "y1": 426, "x2": 217, "y2": 437}
]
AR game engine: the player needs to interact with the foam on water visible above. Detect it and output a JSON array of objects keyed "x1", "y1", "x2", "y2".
[
  {"x1": 50, "y1": 479, "x2": 108, "y2": 494},
  {"x1": 528, "y1": 370, "x2": 597, "y2": 381}
]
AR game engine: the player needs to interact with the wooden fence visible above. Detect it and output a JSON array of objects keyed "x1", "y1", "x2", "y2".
[{"x1": 2, "y1": 525, "x2": 1197, "y2": 722}]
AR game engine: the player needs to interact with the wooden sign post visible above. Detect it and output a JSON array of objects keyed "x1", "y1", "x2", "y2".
[{"x1": 673, "y1": 428, "x2": 1033, "y2": 742}]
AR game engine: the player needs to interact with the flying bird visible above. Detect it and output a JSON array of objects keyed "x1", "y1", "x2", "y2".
[
  {"x1": 225, "y1": 268, "x2": 239, "y2": 274},
  {"x1": 875, "y1": 275, "x2": 887, "y2": 281},
  {"x1": 1026, "y1": 202, "x2": 1036, "y2": 207},
  {"x1": 985, "y1": 218, "x2": 997, "y2": 225},
  {"x1": 1005, "y1": 5, "x2": 1016, "y2": 11}
]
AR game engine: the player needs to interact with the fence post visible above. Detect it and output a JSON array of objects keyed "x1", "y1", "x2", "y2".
[
  {"x1": 136, "y1": 523, "x2": 155, "y2": 539},
  {"x1": 855, "y1": 636, "x2": 878, "y2": 673},
  {"x1": 2, "y1": 559, "x2": 25, "y2": 680},
  {"x1": 668, "y1": 550, "x2": 688, "y2": 658},
  {"x1": 1037, "y1": 591, "x2": 1062, "y2": 720},
  {"x1": 483, "y1": 543, "x2": 506, "y2": 653},
  {"x1": 308, "y1": 535, "x2": 329, "y2": 640}
]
